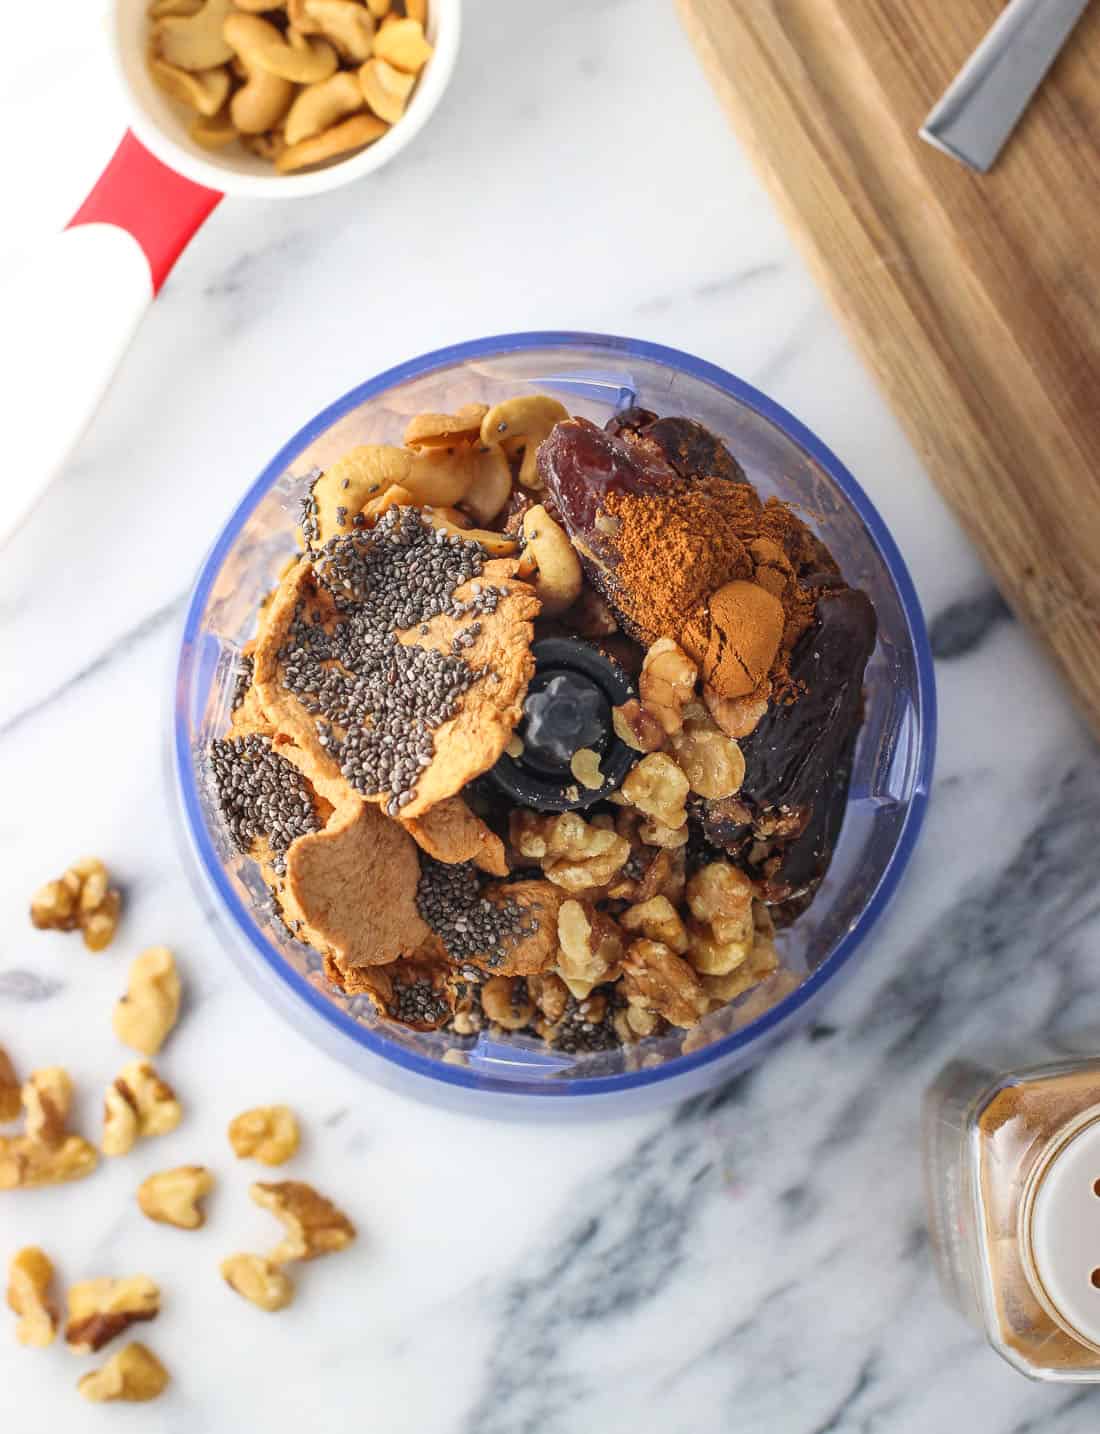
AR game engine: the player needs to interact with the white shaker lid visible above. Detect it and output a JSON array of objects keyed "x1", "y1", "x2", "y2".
[{"x1": 1030, "y1": 1117, "x2": 1100, "y2": 1349}]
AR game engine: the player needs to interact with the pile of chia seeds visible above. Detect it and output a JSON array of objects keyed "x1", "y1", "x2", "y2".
[
  {"x1": 209, "y1": 734, "x2": 320, "y2": 875},
  {"x1": 415, "y1": 856, "x2": 530, "y2": 967},
  {"x1": 231, "y1": 653, "x2": 254, "y2": 712},
  {"x1": 277, "y1": 506, "x2": 507, "y2": 815},
  {"x1": 546, "y1": 989, "x2": 623, "y2": 1054},
  {"x1": 391, "y1": 974, "x2": 450, "y2": 1027}
]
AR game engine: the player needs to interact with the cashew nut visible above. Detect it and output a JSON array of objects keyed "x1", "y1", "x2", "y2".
[
  {"x1": 421, "y1": 511, "x2": 518, "y2": 557},
  {"x1": 373, "y1": 15, "x2": 432, "y2": 73},
  {"x1": 403, "y1": 403, "x2": 488, "y2": 449},
  {"x1": 358, "y1": 55, "x2": 415, "y2": 123},
  {"x1": 276, "y1": 111, "x2": 387, "y2": 171},
  {"x1": 402, "y1": 446, "x2": 476, "y2": 506},
  {"x1": 520, "y1": 504, "x2": 582, "y2": 616},
  {"x1": 148, "y1": 0, "x2": 201, "y2": 18},
  {"x1": 459, "y1": 445, "x2": 513, "y2": 526},
  {"x1": 365, "y1": 0, "x2": 391, "y2": 15},
  {"x1": 287, "y1": 0, "x2": 322, "y2": 32},
  {"x1": 481, "y1": 395, "x2": 569, "y2": 488},
  {"x1": 303, "y1": 0, "x2": 376, "y2": 61},
  {"x1": 190, "y1": 108, "x2": 238, "y2": 148},
  {"x1": 155, "y1": 0, "x2": 234, "y2": 70},
  {"x1": 224, "y1": 15, "x2": 297, "y2": 133},
  {"x1": 405, "y1": 0, "x2": 426, "y2": 19},
  {"x1": 285, "y1": 70, "x2": 363, "y2": 145},
  {"x1": 260, "y1": 28, "x2": 339, "y2": 84}
]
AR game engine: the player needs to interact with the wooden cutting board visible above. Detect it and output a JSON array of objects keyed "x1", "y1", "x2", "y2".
[{"x1": 676, "y1": 0, "x2": 1100, "y2": 734}]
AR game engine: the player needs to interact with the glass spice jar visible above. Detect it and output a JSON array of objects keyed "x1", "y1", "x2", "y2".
[{"x1": 923, "y1": 1041, "x2": 1100, "y2": 1381}]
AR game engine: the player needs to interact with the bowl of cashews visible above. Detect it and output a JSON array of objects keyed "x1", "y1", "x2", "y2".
[{"x1": 116, "y1": 0, "x2": 460, "y2": 195}]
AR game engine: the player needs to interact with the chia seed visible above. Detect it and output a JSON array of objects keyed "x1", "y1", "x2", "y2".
[
  {"x1": 208, "y1": 733, "x2": 319, "y2": 876},
  {"x1": 275, "y1": 507, "x2": 505, "y2": 805},
  {"x1": 231, "y1": 653, "x2": 255, "y2": 712},
  {"x1": 392, "y1": 976, "x2": 449, "y2": 1027},
  {"x1": 415, "y1": 856, "x2": 531, "y2": 966},
  {"x1": 548, "y1": 989, "x2": 622, "y2": 1054}
]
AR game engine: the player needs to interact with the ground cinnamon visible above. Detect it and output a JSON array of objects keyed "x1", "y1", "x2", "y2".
[{"x1": 603, "y1": 478, "x2": 832, "y2": 700}]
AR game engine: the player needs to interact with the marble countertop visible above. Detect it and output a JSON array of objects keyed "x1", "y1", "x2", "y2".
[{"x1": 4, "y1": 0, "x2": 1100, "y2": 1429}]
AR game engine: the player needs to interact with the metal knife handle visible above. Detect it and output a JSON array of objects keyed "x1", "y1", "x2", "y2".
[{"x1": 920, "y1": 0, "x2": 1091, "y2": 172}]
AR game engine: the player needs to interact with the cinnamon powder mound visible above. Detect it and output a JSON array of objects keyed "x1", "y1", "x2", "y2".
[{"x1": 604, "y1": 478, "x2": 834, "y2": 699}]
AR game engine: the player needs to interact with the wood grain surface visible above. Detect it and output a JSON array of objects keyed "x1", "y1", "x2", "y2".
[{"x1": 676, "y1": 0, "x2": 1100, "y2": 733}]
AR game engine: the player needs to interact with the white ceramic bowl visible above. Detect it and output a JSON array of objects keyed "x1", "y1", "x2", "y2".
[{"x1": 111, "y1": 0, "x2": 462, "y2": 198}]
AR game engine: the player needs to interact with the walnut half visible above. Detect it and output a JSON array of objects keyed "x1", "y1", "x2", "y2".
[
  {"x1": 221, "y1": 1254, "x2": 294, "y2": 1312},
  {"x1": 77, "y1": 1342, "x2": 169, "y2": 1403},
  {"x1": 65, "y1": 1276, "x2": 160, "y2": 1354},
  {"x1": 250, "y1": 1180, "x2": 356, "y2": 1264},
  {"x1": 7, "y1": 1246, "x2": 58, "y2": 1347},
  {"x1": 228, "y1": 1106, "x2": 300, "y2": 1166},
  {"x1": 102, "y1": 1062, "x2": 182, "y2": 1157},
  {"x1": 137, "y1": 1166, "x2": 214, "y2": 1230},
  {"x1": 30, "y1": 857, "x2": 121, "y2": 952},
  {"x1": 112, "y1": 947, "x2": 181, "y2": 1057}
]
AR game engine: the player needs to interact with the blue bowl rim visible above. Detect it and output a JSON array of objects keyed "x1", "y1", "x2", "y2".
[{"x1": 174, "y1": 330, "x2": 937, "y2": 1099}]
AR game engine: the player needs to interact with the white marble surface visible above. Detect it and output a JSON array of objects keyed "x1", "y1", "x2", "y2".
[{"x1": 4, "y1": 0, "x2": 1100, "y2": 1429}]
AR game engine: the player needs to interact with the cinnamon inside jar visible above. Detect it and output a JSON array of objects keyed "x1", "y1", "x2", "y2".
[{"x1": 977, "y1": 1068, "x2": 1100, "y2": 1373}]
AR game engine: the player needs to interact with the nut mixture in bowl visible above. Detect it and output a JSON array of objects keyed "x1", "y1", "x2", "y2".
[
  {"x1": 203, "y1": 393, "x2": 878, "y2": 1059},
  {"x1": 146, "y1": 0, "x2": 432, "y2": 173}
]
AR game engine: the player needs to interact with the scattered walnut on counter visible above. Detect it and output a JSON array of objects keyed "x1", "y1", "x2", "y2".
[
  {"x1": 113, "y1": 947, "x2": 181, "y2": 1057},
  {"x1": 30, "y1": 857, "x2": 121, "y2": 952},
  {"x1": 221, "y1": 1254, "x2": 294, "y2": 1312},
  {"x1": 250, "y1": 1180, "x2": 355, "y2": 1264},
  {"x1": 137, "y1": 1166, "x2": 214, "y2": 1230},
  {"x1": 22, "y1": 1068, "x2": 74, "y2": 1148},
  {"x1": 77, "y1": 1342, "x2": 169, "y2": 1403},
  {"x1": 0, "y1": 1047, "x2": 20, "y2": 1124},
  {"x1": 7, "y1": 1247, "x2": 59, "y2": 1347},
  {"x1": 0, "y1": 1134, "x2": 99, "y2": 1191},
  {"x1": 228, "y1": 1106, "x2": 300, "y2": 1166},
  {"x1": 101, "y1": 1063, "x2": 182, "y2": 1157},
  {"x1": 65, "y1": 1276, "x2": 160, "y2": 1355}
]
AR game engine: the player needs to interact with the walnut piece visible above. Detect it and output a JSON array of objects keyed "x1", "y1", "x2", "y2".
[
  {"x1": 77, "y1": 1342, "x2": 169, "y2": 1403},
  {"x1": 250, "y1": 1180, "x2": 355, "y2": 1264},
  {"x1": 621, "y1": 939, "x2": 708, "y2": 1029},
  {"x1": 228, "y1": 1106, "x2": 300, "y2": 1166},
  {"x1": 638, "y1": 817, "x2": 689, "y2": 849},
  {"x1": 0, "y1": 1047, "x2": 19, "y2": 1124},
  {"x1": 0, "y1": 1134, "x2": 98, "y2": 1190},
  {"x1": 569, "y1": 747, "x2": 605, "y2": 791},
  {"x1": 7, "y1": 1246, "x2": 58, "y2": 1347},
  {"x1": 670, "y1": 720, "x2": 746, "y2": 800},
  {"x1": 544, "y1": 812, "x2": 631, "y2": 892},
  {"x1": 221, "y1": 1254, "x2": 294, "y2": 1312},
  {"x1": 611, "y1": 699, "x2": 666, "y2": 754},
  {"x1": 687, "y1": 862, "x2": 755, "y2": 944},
  {"x1": 136, "y1": 1166, "x2": 214, "y2": 1229},
  {"x1": 639, "y1": 638, "x2": 698, "y2": 735},
  {"x1": 621, "y1": 753, "x2": 689, "y2": 830},
  {"x1": 703, "y1": 683, "x2": 769, "y2": 740},
  {"x1": 481, "y1": 976, "x2": 535, "y2": 1030},
  {"x1": 66, "y1": 1276, "x2": 160, "y2": 1354},
  {"x1": 556, "y1": 900, "x2": 624, "y2": 999},
  {"x1": 23, "y1": 1067, "x2": 73, "y2": 1147},
  {"x1": 113, "y1": 947, "x2": 181, "y2": 1057},
  {"x1": 101, "y1": 1063, "x2": 182, "y2": 1157},
  {"x1": 527, "y1": 972, "x2": 569, "y2": 1025},
  {"x1": 30, "y1": 857, "x2": 121, "y2": 952},
  {"x1": 620, "y1": 896, "x2": 689, "y2": 953}
]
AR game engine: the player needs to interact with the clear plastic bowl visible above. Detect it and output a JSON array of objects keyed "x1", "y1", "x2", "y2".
[{"x1": 172, "y1": 333, "x2": 936, "y2": 1117}]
